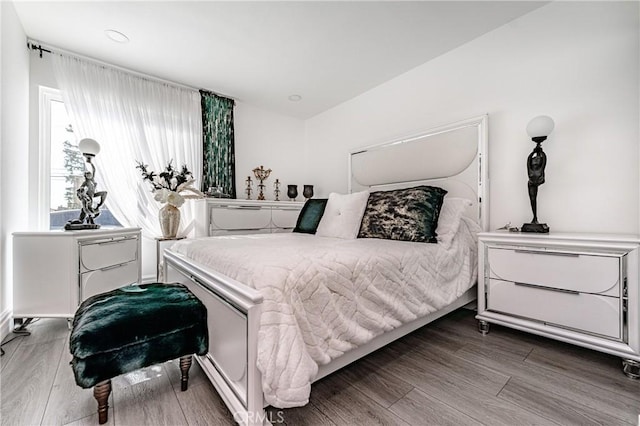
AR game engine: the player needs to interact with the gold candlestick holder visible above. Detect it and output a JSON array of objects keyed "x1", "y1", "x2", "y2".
[{"x1": 252, "y1": 165, "x2": 272, "y2": 201}]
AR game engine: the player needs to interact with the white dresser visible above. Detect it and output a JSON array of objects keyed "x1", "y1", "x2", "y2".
[
  {"x1": 194, "y1": 199, "x2": 304, "y2": 237},
  {"x1": 13, "y1": 227, "x2": 141, "y2": 319},
  {"x1": 477, "y1": 231, "x2": 640, "y2": 378}
]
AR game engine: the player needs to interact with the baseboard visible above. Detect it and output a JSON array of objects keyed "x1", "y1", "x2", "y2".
[
  {"x1": 0, "y1": 309, "x2": 13, "y2": 342},
  {"x1": 141, "y1": 274, "x2": 157, "y2": 284}
]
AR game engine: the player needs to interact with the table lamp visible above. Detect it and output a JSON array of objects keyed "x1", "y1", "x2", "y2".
[
  {"x1": 521, "y1": 115, "x2": 554, "y2": 233},
  {"x1": 65, "y1": 138, "x2": 108, "y2": 230}
]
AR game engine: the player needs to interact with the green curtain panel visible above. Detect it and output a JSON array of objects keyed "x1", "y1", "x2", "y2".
[{"x1": 200, "y1": 90, "x2": 236, "y2": 198}]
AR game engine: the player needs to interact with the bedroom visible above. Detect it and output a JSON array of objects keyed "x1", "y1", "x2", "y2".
[{"x1": 1, "y1": 1, "x2": 639, "y2": 425}]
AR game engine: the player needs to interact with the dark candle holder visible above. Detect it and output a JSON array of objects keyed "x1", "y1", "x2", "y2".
[
  {"x1": 303, "y1": 185, "x2": 314, "y2": 200},
  {"x1": 287, "y1": 185, "x2": 298, "y2": 201}
]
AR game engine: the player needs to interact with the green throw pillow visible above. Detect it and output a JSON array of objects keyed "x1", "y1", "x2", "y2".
[{"x1": 293, "y1": 199, "x2": 328, "y2": 234}]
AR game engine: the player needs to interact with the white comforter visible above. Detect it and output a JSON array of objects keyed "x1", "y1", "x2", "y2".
[{"x1": 171, "y1": 218, "x2": 479, "y2": 408}]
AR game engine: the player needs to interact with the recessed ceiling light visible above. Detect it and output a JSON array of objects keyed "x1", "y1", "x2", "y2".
[
  {"x1": 288, "y1": 94, "x2": 302, "y2": 102},
  {"x1": 105, "y1": 29, "x2": 130, "y2": 44}
]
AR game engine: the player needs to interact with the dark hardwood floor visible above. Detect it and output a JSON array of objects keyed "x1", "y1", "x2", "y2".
[{"x1": 1, "y1": 309, "x2": 638, "y2": 425}]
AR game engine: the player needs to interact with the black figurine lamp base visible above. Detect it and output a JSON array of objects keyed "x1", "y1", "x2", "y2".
[
  {"x1": 521, "y1": 222, "x2": 549, "y2": 233},
  {"x1": 65, "y1": 221, "x2": 101, "y2": 231}
]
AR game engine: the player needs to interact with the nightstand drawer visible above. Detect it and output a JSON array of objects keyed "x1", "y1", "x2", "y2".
[
  {"x1": 487, "y1": 247, "x2": 620, "y2": 296},
  {"x1": 80, "y1": 237, "x2": 138, "y2": 272},
  {"x1": 81, "y1": 261, "x2": 139, "y2": 301},
  {"x1": 488, "y1": 279, "x2": 621, "y2": 339}
]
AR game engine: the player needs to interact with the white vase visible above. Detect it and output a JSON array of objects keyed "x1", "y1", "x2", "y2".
[{"x1": 159, "y1": 204, "x2": 180, "y2": 238}]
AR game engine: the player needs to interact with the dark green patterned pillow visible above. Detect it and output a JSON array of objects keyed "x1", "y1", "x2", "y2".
[
  {"x1": 293, "y1": 199, "x2": 328, "y2": 234},
  {"x1": 358, "y1": 186, "x2": 447, "y2": 243}
]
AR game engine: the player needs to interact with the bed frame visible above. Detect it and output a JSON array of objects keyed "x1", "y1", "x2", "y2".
[{"x1": 164, "y1": 114, "x2": 489, "y2": 426}]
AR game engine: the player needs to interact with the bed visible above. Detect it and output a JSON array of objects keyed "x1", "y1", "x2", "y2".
[{"x1": 164, "y1": 114, "x2": 489, "y2": 425}]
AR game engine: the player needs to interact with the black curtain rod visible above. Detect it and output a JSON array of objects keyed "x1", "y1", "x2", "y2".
[
  {"x1": 26, "y1": 41, "x2": 234, "y2": 101},
  {"x1": 28, "y1": 42, "x2": 52, "y2": 58}
]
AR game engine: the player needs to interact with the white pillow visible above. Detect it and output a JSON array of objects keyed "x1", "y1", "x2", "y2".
[
  {"x1": 436, "y1": 197, "x2": 473, "y2": 246},
  {"x1": 316, "y1": 191, "x2": 370, "y2": 239}
]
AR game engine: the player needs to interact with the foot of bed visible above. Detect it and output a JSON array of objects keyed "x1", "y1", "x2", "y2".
[
  {"x1": 478, "y1": 320, "x2": 490, "y2": 335},
  {"x1": 622, "y1": 359, "x2": 640, "y2": 379}
]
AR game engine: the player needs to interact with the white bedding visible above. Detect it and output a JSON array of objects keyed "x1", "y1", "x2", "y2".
[{"x1": 171, "y1": 217, "x2": 480, "y2": 408}]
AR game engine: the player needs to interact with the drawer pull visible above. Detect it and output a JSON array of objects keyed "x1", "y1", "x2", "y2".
[
  {"x1": 514, "y1": 281, "x2": 580, "y2": 295},
  {"x1": 514, "y1": 249, "x2": 579, "y2": 257},
  {"x1": 81, "y1": 236, "x2": 136, "y2": 246},
  {"x1": 100, "y1": 262, "x2": 127, "y2": 272},
  {"x1": 225, "y1": 206, "x2": 262, "y2": 210}
]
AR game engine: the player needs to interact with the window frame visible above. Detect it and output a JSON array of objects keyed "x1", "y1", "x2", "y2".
[
  {"x1": 37, "y1": 86, "x2": 121, "y2": 230},
  {"x1": 37, "y1": 86, "x2": 62, "y2": 230}
]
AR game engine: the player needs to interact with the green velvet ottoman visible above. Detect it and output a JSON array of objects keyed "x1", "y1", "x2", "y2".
[{"x1": 70, "y1": 283, "x2": 208, "y2": 424}]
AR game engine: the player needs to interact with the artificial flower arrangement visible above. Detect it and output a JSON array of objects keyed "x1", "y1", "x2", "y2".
[{"x1": 136, "y1": 160, "x2": 204, "y2": 208}]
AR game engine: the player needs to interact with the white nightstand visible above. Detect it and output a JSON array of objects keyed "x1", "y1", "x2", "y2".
[
  {"x1": 13, "y1": 228, "x2": 141, "y2": 319},
  {"x1": 476, "y1": 231, "x2": 640, "y2": 379}
]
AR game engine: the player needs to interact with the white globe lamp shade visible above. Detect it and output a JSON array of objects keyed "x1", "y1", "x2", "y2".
[
  {"x1": 526, "y1": 115, "x2": 555, "y2": 139},
  {"x1": 78, "y1": 138, "x2": 100, "y2": 156}
]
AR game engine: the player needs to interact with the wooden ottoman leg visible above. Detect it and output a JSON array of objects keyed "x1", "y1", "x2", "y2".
[
  {"x1": 94, "y1": 379, "x2": 112, "y2": 424},
  {"x1": 179, "y1": 355, "x2": 193, "y2": 391}
]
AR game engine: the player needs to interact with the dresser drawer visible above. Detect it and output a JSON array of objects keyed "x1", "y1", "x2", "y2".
[
  {"x1": 80, "y1": 237, "x2": 138, "y2": 272},
  {"x1": 271, "y1": 207, "x2": 300, "y2": 230},
  {"x1": 209, "y1": 206, "x2": 271, "y2": 231},
  {"x1": 488, "y1": 278, "x2": 621, "y2": 339},
  {"x1": 487, "y1": 247, "x2": 620, "y2": 296},
  {"x1": 80, "y1": 260, "x2": 139, "y2": 301}
]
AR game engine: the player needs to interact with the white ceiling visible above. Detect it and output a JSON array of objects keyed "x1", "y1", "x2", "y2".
[{"x1": 14, "y1": 1, "x2": 545, "y2": 119}]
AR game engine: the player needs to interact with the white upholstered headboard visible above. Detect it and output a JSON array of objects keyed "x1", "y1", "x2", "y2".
[{"x1": 349, "y1": 115, "x2": 489, "y2": 231}]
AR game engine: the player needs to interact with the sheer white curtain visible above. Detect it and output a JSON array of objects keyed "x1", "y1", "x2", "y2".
[{"x1": 52, "y1": 54, "x2": 202, "y2": 238}]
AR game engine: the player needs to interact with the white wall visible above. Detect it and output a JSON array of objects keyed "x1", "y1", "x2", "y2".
[
  {"x1": 234, "y1": 101, "x2": 306, "y2": 200},
  {"x1": 1, "y1": 1, "x2": 30, "y2": 339},
  {"x1": 304, "y1": 2, "x2": 639, "y2": 235}
]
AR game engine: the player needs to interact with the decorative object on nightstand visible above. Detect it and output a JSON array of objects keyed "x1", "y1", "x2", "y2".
[
  {"x1": 287, "y1": 185, "x2": 298, "y2": 201},
  {"x1": 245, "y1": 176, "x2": 253, "y2": 199},
  {"x1": 65, "y1": 138, "x2": 107, "y2": 230},
  {"x1": 252, "y1": 165, "x2": 272, "y2": 200},
  {"x1": 521, "y1": 115, "x2": 554, "y2": 233},
  {"x1": 274, "y1": 179, "x2": 281, "y2": 201},
  {"x1": 136, "y1": 160, "x2": 204, "y2": 238},
  {"x1": 476, "y1": 231, "x2": 640, "y2": 379},
  {"x1": 207, "y1": 185, "x2": 229, "y2": 198},
  {"x1": 303, "y1": 185, "x2": 314, "y2": 200}
]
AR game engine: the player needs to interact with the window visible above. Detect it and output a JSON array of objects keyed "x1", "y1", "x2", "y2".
[{"x1": 39, "y1": 87, "x2": 120, "y2": 229}]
